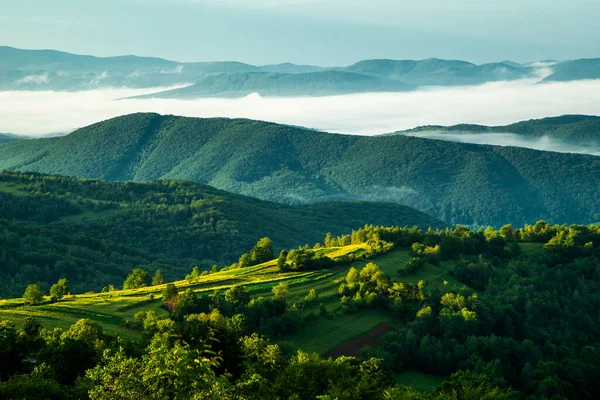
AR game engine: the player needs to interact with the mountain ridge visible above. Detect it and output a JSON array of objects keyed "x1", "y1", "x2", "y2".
[
  {"x1": 3, "y1": 45, "x2": 597, "y2": 95},
  {"x1": 1, "y1": 113, "x2": 599, "y2": 227}
]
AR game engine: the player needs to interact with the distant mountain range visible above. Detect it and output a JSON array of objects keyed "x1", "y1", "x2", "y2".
[
  {"x1": 1, "y1": 46, "x2": 598, "y2": 96},
  {"x1": 1, "y1": 113, "x2": 599, "y2": 227}
]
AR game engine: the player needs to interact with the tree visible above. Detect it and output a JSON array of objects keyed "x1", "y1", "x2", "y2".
[
  {"x1": 50, "y1": 278, "x2": 69, "y2": 301},
  {"x1": 152, "y1": 269, "x2": 164, "y2": 286},
  {"x1": 324, "y1": 232, "x2": 337, "y2": 247},
  {"x1": 272, "y1": 282, "x2": 289, "y2": 300},
  {"x1": 123, "y1": 269, "x2": 151, "y2": 289},
  {"x1": 225, "y1": 285, "x2": 250, "y2": 307},
  {"x1": 161, "y1": 283, "x2": 179, "y2": 313},
  {"x1": 87, "y1": 334, "x2": 228, "y2": 400},
  {"x1": 63, "y1": 318, "x2": 104, "y2": 343},
  {"x1": 23, "y1": 284, "x2": 43, "y2": 305},
  {"x1": 185, "y1": 266, "x2": 201, "y2": 282},
  {"x1": 304, "y1": 289, "x2": 319, "y2": 303},
  {"x1": 162, "y1": 283, "x2": 178, "y2": 301},
  {"x1": 238, "y1": 253, "x2": 251, "y2": 268},
  {"x1": 346, "y1": 267, "x2": 359, "y2": 285},
  {"x1": 250, "y1": 237, "x2": 274, "y2": 264},
  {"x1": 499, "y1": 224, "x2": 517, "y2": 242},
  {"x1": 174, "y1": 289, "x2": 198, "y2": 317},
  {"x1": 277, "y1": 250, "x2": 289, "y2": 272}
]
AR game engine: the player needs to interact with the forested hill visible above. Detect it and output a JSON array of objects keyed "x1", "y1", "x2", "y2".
[
  {"x1": 1, "y1": 113, "x2": 600, "y2": 227},
  {"x1": 400, "y1": 115, "x2": 600, "y2": 145},
  {"x1": 0, "y1": 171, "x2": 443, "y2": 297}
]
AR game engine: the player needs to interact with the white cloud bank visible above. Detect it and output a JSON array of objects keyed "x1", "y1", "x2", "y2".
[
  {"x1": 0, "y1": 79, "x2": 599, "y2": 155},
  {"x1": 401, "y1": 132, "x2": 600, "y2": 156}
]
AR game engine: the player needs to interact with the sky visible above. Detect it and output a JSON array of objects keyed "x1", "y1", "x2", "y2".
[{"x1": 1, "y1": 0, "x2": 599, "y2": 65}]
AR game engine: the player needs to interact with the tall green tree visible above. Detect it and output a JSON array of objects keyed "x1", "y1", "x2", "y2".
[
  {"x1": 23, "y1": 284, "x2": 44, "y2": 305},
  {"x1": 250, "y1": 237, "x2": 274, "y2": 264},
  {"x1": 152, "y1": 269, "x2": 164, "y2": 286},
  {"x1": 225, "y1": 285, "x2": 250, "y2": 307},
  {"x1": 277, "y1": 249, "x2": 289, "y2": 272},
  {"x1": 272, "y1": 282, "x2": 289, "y2": 300},
  {"x1": 123, "y1": 269, "x2": 151, "y2": 289},
  {"x1": 50, "y1": 278, "x2": 69, "y2": 301}
]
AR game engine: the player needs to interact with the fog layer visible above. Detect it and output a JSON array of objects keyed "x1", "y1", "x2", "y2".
[
  {"x1": 0, "y1": 79, "x2": 599, "y2": 155},
  {"x1": 401, "y1": 132, "x2": 600, "y2": 156}
]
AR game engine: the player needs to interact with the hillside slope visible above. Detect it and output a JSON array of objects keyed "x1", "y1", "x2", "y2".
[
  {"x1": 0, "y1": 171, "x2": 443, "y2": 297},
  {"x1": 1, "y1": 113, "x2": 599, "y2": 227},
  {"x1": 543, "y1": 58, "x2": 600, "y2": 82}
]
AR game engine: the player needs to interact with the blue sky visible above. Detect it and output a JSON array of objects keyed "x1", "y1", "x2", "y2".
[{"x1": 1, "y1": 0, "x2": 598, "y2": 65}]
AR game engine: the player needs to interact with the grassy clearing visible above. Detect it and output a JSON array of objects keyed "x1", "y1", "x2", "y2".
[
  {"x1": 518, "y1": 242, "x2": 545, "y2": 256},
  {"x1": 277, "y1": 309, "x2": 402, "y2": 355},
  {"x1": 395, "y1": 370, "x2": 445, "y2": 392}
]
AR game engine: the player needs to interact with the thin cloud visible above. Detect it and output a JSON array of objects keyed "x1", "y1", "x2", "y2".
[
  {"x1": 0, "y1": 79, "x2": 599, "y2": 157},
  {"x1": 16, "y1": 73, "x2": 50, "y2": 85},
  {"x1": 160, "y1": 65, "x2": 185, "y2": 74}
]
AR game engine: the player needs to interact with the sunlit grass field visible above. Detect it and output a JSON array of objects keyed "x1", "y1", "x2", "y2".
[
  {"x1": 0, "y1": 245, "x2": 436, "y2": 337},
  {"x1": 0, "y1": 242, "x2": 540, "y2": 345}
]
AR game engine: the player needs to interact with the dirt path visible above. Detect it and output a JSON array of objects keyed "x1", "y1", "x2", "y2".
[{"x1": 323, "y1": 321, "x2": 394, "y2": 358}]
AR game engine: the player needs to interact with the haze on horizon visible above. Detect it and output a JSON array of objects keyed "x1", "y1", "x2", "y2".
[
  {"x1": 2, "y1": 78, "x2": 600, "y2": 157},
  {"x1": 1, "y1": 0, "x2": 599, "y2": 65}
]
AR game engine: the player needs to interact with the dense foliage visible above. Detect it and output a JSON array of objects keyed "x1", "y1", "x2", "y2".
[
  {"x1": 0, "y1": 171, "x2": 442, "y2": 297},
  {"x1": 1, "y1": 113, "x2": 599, "y2": 227},
  {"x1": 0, "y1": 315, "x2": 513, "y2": 400},
  {"x1": 328, "y1": 223, "x2": 600, "y2": 399},
  {"x1": 3, "y1": 222, "x2": 600, "y2": 399}
]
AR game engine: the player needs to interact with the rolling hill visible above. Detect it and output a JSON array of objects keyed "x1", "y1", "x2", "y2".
[
  {"x1": 0, "y1": 170, "x2": 443, "y2": 297},
  {"x1": 1, "y1": 113, "x2": 599, "y2": 227}
]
